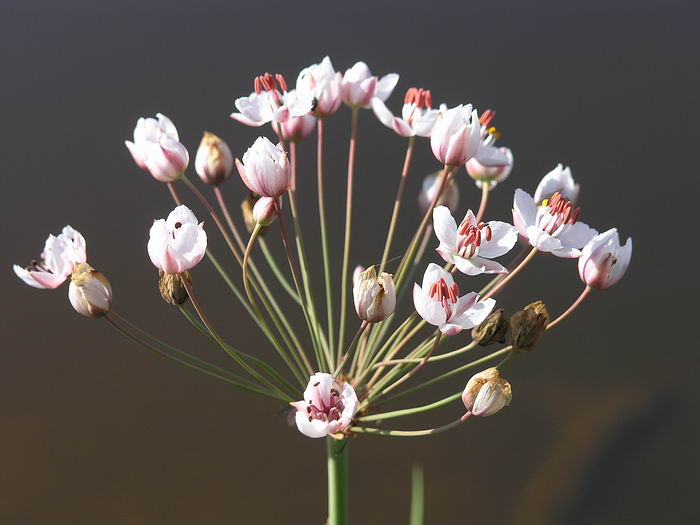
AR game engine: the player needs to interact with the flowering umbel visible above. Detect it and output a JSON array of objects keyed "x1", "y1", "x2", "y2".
[{"x1": 291, "y1": 373, "x2": 359, "y2": 438}]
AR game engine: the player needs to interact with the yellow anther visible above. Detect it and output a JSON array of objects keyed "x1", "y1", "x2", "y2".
[{"x1": 487, "y1": 126, "x2": 502, "y2": 139}]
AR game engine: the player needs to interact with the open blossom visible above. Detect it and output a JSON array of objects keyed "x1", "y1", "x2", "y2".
[
  {"x1": 433, "y1": 207, "x2": 518, "y2": 276},
  {"x1": 148, "y1": 205, "x2": 207, "y2": 275},
  {"x1": 413, "y1": 263, "x2": 495, "y2": 336},
  {"x1": 418, "y1": 172, "x2": 459, "y2": 216},
  {"x1": 513, "y1": 189, "x2": 597, "y2": 258},
  {"x1": 125, "y1": 113, "x2": 189, "y2": 182},
  {"x1": 195, "y1": 131, "x2": 234, "y2": 185},
  {"x1": 231, "y1": 72, "x2": 313, "y2": 128},
  {"x1": 430, "y1": 104, "x2": 481, "y2": 166},
  {"x1": 578, "y1": 228, "x2": 632, "y2": 289},
  {"x1": 534, "y1": 164, "x2": 580, "y2": 204},
  {"x1": 296, "y1": 56, "x2": 343, "y2": 116},
  {"x1": 235, "y1": 137, "x2": 292, "y2": 198},
  {"x1": 462, "y1": 368, "x2": 512, "y2": 417},
  {"x1": 14, "y1": 226, "x2": 87, "y2": 289},
  {"x1": 341, "y1": 61, "x2": 399, "y2": 108},
  {"x1": 291, "y1": 373, "x2": 358, "y2": 438},
  {"x1": 353, "y1": 266, "x2": 396, "y2": 323},
  {"x1": 69, "y1": 262, "x2": 113, "y2": 318},
  {"x1": 371, "y1": 87, "x2": 440, "y2": 137}
]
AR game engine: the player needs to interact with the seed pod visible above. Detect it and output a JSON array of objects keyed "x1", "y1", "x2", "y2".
[
  {"x1": 508, "y1": 300, "x2": 549, "y2": 352},
  {"x1": 158, "y1": 270, "x2": 190, "y2": 306},
  {"x1": 471, "y1": 308, "x2": 509, "y2": 346}
]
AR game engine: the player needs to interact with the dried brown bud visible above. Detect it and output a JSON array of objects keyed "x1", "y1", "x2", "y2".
[
  {"x1": 508, "y1": 300, "x2": 549, "y2": 352},
  {"x1": 69, "y1": 262, "x2": 113, "y2": 319},
  {"x1": 158, "y1": 270, "x2": 190, "y2": 306},
  {"x1": 471, "y1": 308, "x2": 509, "y2": 346}
]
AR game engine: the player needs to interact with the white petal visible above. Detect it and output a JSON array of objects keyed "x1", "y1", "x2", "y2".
[
  {"x1": 432, "y1": 206, "x2": 458, "y2": 248},
  {"x1": 295, "y1": 411, "x2": 330, "y2": 438},
  {"x1": 556, "y1": 221, "x2": 597, "y2": 250},
  {"x1": 513, "y1": 189, "x2": 537, "y2": 230},
  {"x1": 526, "y1": 226, "x2": 562, "y2": 252},
  {"x1": 476, "y1": 221, "x2": 519, "y2": 259},
  {"x1": 375, "y1": 73, "x2": 399, "y2": 102}
]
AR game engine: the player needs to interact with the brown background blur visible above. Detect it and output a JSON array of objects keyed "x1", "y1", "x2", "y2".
[{"x1": 1, "y1": 1, "x2": 698, "y2": 524}]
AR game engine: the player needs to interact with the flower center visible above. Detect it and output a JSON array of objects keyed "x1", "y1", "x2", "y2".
[
  {"x1": 456, "y1": 220, "x2": 492, "y2": 259},
  {"x1": 306, "y1": 388, "x2": 344, "y2": 423},
  {"x1": 429, "y1": 277, "x2": 459, "y2": 319},
  {"x1": 479, "y1": 109, "x2": 502, "y2": 145},
  {"x1": 538, "y1": 192, "x2": 581, "y2": 234},
  {"x1": 253, "y1": 72, "x2": 288, "y2": 108},
  {"x1": 404, "y1": 87, "x2": 432, "y2": 109}
]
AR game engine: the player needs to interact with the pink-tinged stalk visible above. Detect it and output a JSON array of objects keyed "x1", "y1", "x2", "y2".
[
  {"x1": 481, "y1": 247, "x2": 539, "y2": 300},
  {"x1": 167, "y1": 182, "x2": 182, "y2": 205},
  {"x1": 380, "y1": 135, "x2": 416, "y2": 273},
  {"x1": 547, "y1": 285, "x2": 592, "y2": 330},
  {"x1": 338, "y1": 107, "x2": 360, "y2": 357},
  {"x1": 317, "y1": 118, "x2": 336, "y2": 355},
  {"x1": 475, "y1": 183, "x2": 490, "y2": 223}
]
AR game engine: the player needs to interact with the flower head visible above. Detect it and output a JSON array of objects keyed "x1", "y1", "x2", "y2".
[
  {"x1": 195, "y1": 131, "x2": 234, "y2": 185},
  {"x1": 467, "y1": 145, "x2": 514, "y2": 188},
  {"x1": 418, "y1": 172, "x2": 459, "y2": 216},
  {"x1": 148, "y1": 205, "x2": 207, "y2": 275},
  {"x1": 534, "y1": 164, "x2": 580, "y2": 204},
  {"x1": 413, "y1": 263, "x2": 495, "y2": 336},
  {"x1": 462, "y1": 368, "x2": 512, "y2": 417},
  {"x1": 512, "y1": 188, "x2": 597, "y2": 258},
  {"x1": 296, "y1": 56, "x2": 343, "y2": 116},
  {"x1": 371, "y1": 87, "x2": 440, "y2": 137},
  {"x1": 125, "y1": 113, "x2": 189, "y2": 182},
  {"x1": 341, "y1": 61, "x2": 399, "y2": 109},
  {"x1": 433, "y1": 206, "x2": 518, "y2": 276},
  {"x1": 291, "y1": 373, "x2": 359, "y2": 438},
  {"x1": 277, "y1": 91, "x2": 317, "y2": 142},
  {"x1": 578, "y1": 228, "x2": 632, "y2": 289},
  {"x1": 14, "y1": 226, "x2": 87, "y2": 289},
  {"x1": 353, "y1": 266, "x2": 396, "y2": 323},
  {"x1": 235, "y1": 137, "x2": 292, "y2": 198},
  {"x1": 430, "y1": 104, "x2": 481, "y2": 166},
  {"x1": 69, "y1": 262, "x2": 112, "y2": 318}
]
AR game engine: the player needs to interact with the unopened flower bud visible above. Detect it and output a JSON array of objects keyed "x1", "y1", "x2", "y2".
[
  {"x1": 235, "y1": 136, "x2": 291, "y2": 198},
  {"x1": 195, "y1": 131, "x2": 234, "y2": 185},
  {"x1": 418, "y1": 172, "x2": 459, "y2": 216},
  {"x1": 508, "y1": 300, "x2": 549, "y2": 352},
  {"x1": 471, "y1": 308, "x2": 509, "y2": 346},
  {"x1": 68, "y1": 262, "x2": 112, "y2": 319},
  {"x1": 252, "y1": 196, "x2": 278, "y2": 226},
  {"x1": 462, "y1": 367, "x2": 512, "y2": 417},
  {"x1": 353, "y1": 266, "x2": 396, "y2": 323},
  {"x1": 158, "y1": 270, "x2": 190, "y2": 306}
]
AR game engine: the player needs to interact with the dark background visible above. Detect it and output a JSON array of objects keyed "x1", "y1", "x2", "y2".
[{"x1": 1, "y1": 1, "x2": 698, "y2": 524}]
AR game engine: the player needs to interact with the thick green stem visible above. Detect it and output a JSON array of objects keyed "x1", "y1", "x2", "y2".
[{"x1": 327, "y1": 438, "x2": 349, "y2": 525}]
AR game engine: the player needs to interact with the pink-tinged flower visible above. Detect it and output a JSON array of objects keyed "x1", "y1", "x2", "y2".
[
  {"x1": 430, "y1": 104, "x2": 481, "y2": 166},
  {"x1": 341, "y1": 61, "x2": 399, "y2": 109},
  {"x1": 433, "y1": 207, "x2": 518, "y2": 276},
  {"x1": 277, "y1": 89, "x2": 317, "y2": 142},
  {"x1": 13, "y1": 226, "x2": 87, "y2": 289},
  {"x1": 462, "y1": 368, "x2": 512, "y2": 417},
  {"x1": 413, "y1": 263, "x2": 495, "y2": 336},
  {"x1": 235, "y1": 137, "x2": 292, "y2": 198},
  {"x1": 352, "y1": 265, "x2": 366, "y2": 286},
  {"x1": 291, "y1": 373, "x2": 359, "y2": 438},
  {"x1": 125, "y1": 113, "x2": 189, "y2": 182},
  {"x1": 467, "y1": 144, "x2": 514, "y2": 188},
  {"x1": 512, "y1": 189, "x2": 597, "y2": 258},
  {"x1": 252, "y1": 196, "x2": 278, "y2": 226},
  {"x1": 578, "y1": 228, "x2": 632, "y2": 289},
  {"x1": 231, "y1": 73, "x2": 314, "y2": 128},
  {"x1": 296, "y1": 56, "x2": 343, "y2": 116},
  {"x1": 69, "y1": 262, "x2": 112, "y2": 318},
  {"x1": 534, "y1": 164, "x2": 580, "y2": 204},
  {"x1": 353, "y1": 266, "x2": 396, "y2": 323},
  {"x1": 148, "y1": 205, "x2": 207, "y2": 275},
  {"x1": 195, "y1": 131, "x2": 234, "y2": 185},
  {"x1": 418, "y1": 172, "x2": 459, "y2": 216},
  {"x1": 371, "y1": 87, "x2": 440, "y2": 137}
]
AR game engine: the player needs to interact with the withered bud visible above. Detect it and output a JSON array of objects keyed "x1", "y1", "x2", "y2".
[
  {"x1": 471, "y1": 308, "x2": 509, "y2": 346},
  {"x1": 69, "y1": 262, "x2": 113, "y2": 319},
  {"x1": 195, "y1": 131, "x2": 234, "y2": 185},
  {"x1": 508, "y1": 300, "x2": 549, "y2": 352},
  {"x1": 241, "y1": 193, "x2": 259, "y2": 234},
  {"x1": 158, "y1": 270, "x2": 190, "y2": 306}
]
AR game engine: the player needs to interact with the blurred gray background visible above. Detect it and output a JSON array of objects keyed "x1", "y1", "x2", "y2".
[{"x1": 1, "y1": 1, "x2": 698, "y2": 524}]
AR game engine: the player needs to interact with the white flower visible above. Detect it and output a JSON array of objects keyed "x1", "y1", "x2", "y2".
[
  {"x1": 433, "y1": 206, "x2": 518, "y2": 275},
  {"x1": 413, "y1": 263, "x2": 495, "y2": 336},
  {"x1": 533, "y1": 164, "x2": 580, "y2": 204},
  {"x1": 341, "y1": 61, "x2": 399, "y2": 108},
  {"x1": 353, "y1": 266, "x2": 396, "y2": 323},
  {"x1": 296, "y1": 56, "x2": 343, "y2": 116},
  {"x1": 466, "y1": 144, "x2": 514, "y2": 188},
  {"x1": 69, "y1": 262, "x2": 113, "y2": 318},
  {"x1": 418, "y1": 172, "x2": 459, "y2": 216},
  {"x1": 235, "y1": 136, "x2": 292, "y2": 197},
  {"x1": 125, "y1": 113, "x2": 189, "y2": 182},
  {"x1": 148, "y1": 205, "x2": 207, "y2": 275},
  {"x1": 512, "y1": 189, "x2": 597, "y2": 258},
  {"x1": 14, "y1": 225, "x2": 87, "y2": 289},
  {"x1": 462, "y1": 368, "x2": 512, "y2": 417},
  {"x1": 291, "y1": 373, "x2": 359, "y2": 438},
  {"x1": 430, "y1": 104, "x2": 481, "y2": 166},
  {"x1": 578, "y1": 228, "x2": 632, "y2": 289},
  {"x1": 371, "y1": 87, "x2": 440, "y2": 137}
]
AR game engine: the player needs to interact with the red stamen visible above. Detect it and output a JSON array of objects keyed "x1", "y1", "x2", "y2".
[
  {"x1": 254, "y1": 77, "x2": 262, "y2": 94},
  {"x1": 275, "y1": 74, "x2": 288, "y2": 92},
  {"x1": 480, "y1": 109, "x2": 496, "y2": 127},
  {"x1": 425, "y1": 90, "x2": 432, "y2": 108},
  {"x1": 429, "y1": 281, "x2": 439, "y2": 298},
  {"x1": 571, "y1": 208, "x2": 581, "y2": 224},
  {"x1": 404, "y1": 87, "x2": 417, "y2": 105},
  {"x1": 485, "y1": 226, "x2": 492, "y2": 241}
]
